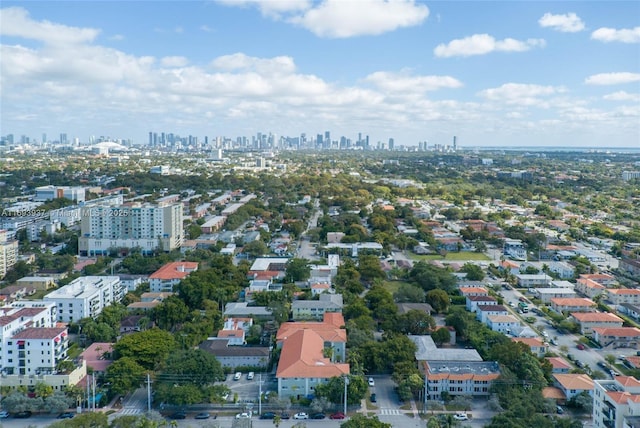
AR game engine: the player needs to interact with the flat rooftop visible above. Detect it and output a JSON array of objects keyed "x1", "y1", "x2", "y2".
[{"x1": 409, "y1": 335, "x2": 482, "y2": 362}]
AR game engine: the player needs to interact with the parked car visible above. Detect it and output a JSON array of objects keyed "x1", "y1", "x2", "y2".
[
  {"x1": 194, "y1": 412, "x2": 211, "y2": 420},
  {"x1": 294, "y1": 412, "x2": 309, "y2": 420},
  {"x1": 330, "y1": 412, "x2": 346, "y2": 420},
  {"x1": 0, "y1": 411, "x2": 9, "y2": 419},
  {"x1": 58, "y1": 412, "x2": 75, "y2": 419},
  {"x1": 247, "y1": 371, "x2": 254, "y2": 380},
  {"x1": 575, "y1": 360, "x2": 585, "y2": 368},
  {"x1": 235, "y1": 413, "x2": 251, "y2": 419},
  {"x1": 169, "y1": 412, "x2": 186, "y2": 420},
  {"x1": 260, "y1": 412, "x2": 276, "y2": 420},
  {"x1": 453, "y1": 412, "x2": 468, "y2": 421},
  {"x1": 280, "y1": 412, "x2": 291, "y2": 419},
  {"x1": 233, "y1": 372, "x2": 242, "y2": 380},
  {"x1": 368, "y1": 377, "x2": 375, "y2": 387},
  {"x1": 14, "y1": 411, "x2": 32, "y2": 419},
  {"x1": 557, "y1": 406, "x2": 564, "y2": 414},
  {"x1": 310, "y1": 413, "x2": 326, "y2": 419},
  {"x1": 370, "y1": 393, "x2": 377, "y2": 403},
  {"x1": 577, "y1": 343, "x2": 586, "y2": 350}
]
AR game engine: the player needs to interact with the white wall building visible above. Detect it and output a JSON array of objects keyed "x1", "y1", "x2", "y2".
[
  {"x1": 78, "y1": 202, "x2": 183, "y2": 256},
  {"x1": 0, "y1": 229, "x2": 19, "y2": 279},
  {"x1": 44, "y1": 276, "x2": 124, "y2": 323},
  {"x1": 34, "y1": 186, "x2": 85, "y2": 203},
  {"x1": 593, "y1": 377, "x2": 640, "y2": 428}
]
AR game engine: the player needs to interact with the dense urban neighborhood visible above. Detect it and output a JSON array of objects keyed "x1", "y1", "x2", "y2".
[{"x1": 0, "y1": 146, "x2": 639, "y2": 428}]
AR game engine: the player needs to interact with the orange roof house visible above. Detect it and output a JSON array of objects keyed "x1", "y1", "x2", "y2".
[
  {"x1": 149, "y1": 262, "x2": 198, "y2": 292},
  {"x1": 275, "y1": 312, "x2": 348, "y2": 398}
]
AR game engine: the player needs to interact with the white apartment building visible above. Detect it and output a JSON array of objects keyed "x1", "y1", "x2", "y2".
[
  {"x1": 78, "y1": 202, "x2": 183, "y2": 256},
  {"x1": 0, "y1": 229, "x2": 19, "y2": 279},
  {"x1": 593, "y1": 377, "x2": 640, "y2": 428},
  {"x1": 504, "y1": 239, "x2": 526, "y2": 260},
  {"x1": 44, "y1": 276, "x2": 124, "y2": 323}
]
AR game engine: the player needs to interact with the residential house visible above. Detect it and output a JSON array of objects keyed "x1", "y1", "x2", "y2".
[
  {"x1": 396, "y1": 303, "x2": 433, "y2": 315},
  {"x1": 119, "y1": 315, "x2": 148, "y2": 335},
  {"x1": 592, "y1": 376, "x2": 640, "y2": 428},
  {"x1": 422, "y1": 361, "x2": 501, "y2": 400},
  {"x1": 606, "y1": 288, "x2": 640, "y2": 306},
  {"x1": 487, "y1": 314, "x2": 521, "y2": 335},
  {"x1": 580, "y1": 273, "x2": 617, "y2": 287},
  {"x1": 504, "y1": 239, "x2": 526, "y2": 260},
  {"x1": 459, "y1": 287, "x2": 489, "y2": 298},
  {"x1": 593, "y1": 327, "x2": 640, "y2": 349},
  {"x1": 553, "y1": 373, "x2": 594, "y2": 401},
  {"x1": 80, "y1": 342, "x2": 114, "y2": 375},
  {"x1": 275, "y1": 313, "x2": 348, "y2": 398},
  {"x1": 515, "y1": 274, "x2": 551, "y2": 288},
  {"x1": 545, "y1": 261, "x2": 575, "y2": 279},
  {"x1": 619, "y1": 303, "x2": 640, "y2": 321},
  {"x1": 118, "y1": 274, "x2": 148, "y2": 292},
  {"x1": 223, "y1": 318, "x2": 253, "y2": 333},
  {"x1": 512, "y1": 337, "x2": 548, "y2": 357},
  {"x1": 291, "y1": 293, "x2": 343, "y2": 321},
  {"x1": 570, "y1": 312, "x2": 624, "y2": 335},
  {"x1": 199, "y1": 339, "x2": 270, "y2": 370},
  {"x1": 550, "y1": 298, "x2": 597, "y2": 313},
  {"x1": 535, "y1": 288, "x2": 577, "y2": 303},
  {"x1": 127, "y1": 292, "x2": 173, "y2": 311},
  {"x1": 223, "y1": 302, "x2": 273, "y2": 320},
  {"x1": 546, "y1": 357, "x2": 572, "y2": 374},
  {"x1": 575, "y1": 277, "x2": 606, "y2": 299},
  {"x1": 16, "y1": 276, "x2": 56, "y2": 291},
  {"x1": 149, "y1": 262, "x2": 198, "y2": 292},
  {"x1": 476, "y1": 304, "x2": 508, "y2": 323},
  {"x1": 216, "y1": 329, "x2": 245, "y2": 346},
  {"x1": 466, "y1": 295, "x2": 497, "y2": 313}
]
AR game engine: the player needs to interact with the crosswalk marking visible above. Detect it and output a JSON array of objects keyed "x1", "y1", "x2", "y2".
[
  {"x1": 379, "y1": 408, "x2": 402, "y2": 415},
  {"x1": 119, "y1": 408, "x2": 142, "y2": 415}
]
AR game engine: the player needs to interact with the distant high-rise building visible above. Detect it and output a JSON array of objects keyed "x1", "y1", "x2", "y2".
[
  {"x1": 453, "y1": 136, "x2": 457, "y2": 151},
  {"x1": 60, "y1": 133, "x2": 67, "y2": 144},
  {"x1": 42, "y1": 133, "x2": 47, "y2": 144},
  {"x1": 388, "y1": 138, "x2": 394, "y2": 151}
]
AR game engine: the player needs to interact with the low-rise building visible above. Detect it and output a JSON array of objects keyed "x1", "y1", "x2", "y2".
[
  {"x1": 534, "y1": 288, "x2": 577, "y2": 303},
  {"x1": 199, "y1": 339, "x2": 270, "y2": 370},
  {"x1": 570, "y1": 312, "x2": 624, "y2": 335},
  {"x1": 423, "y1": 360, "x2": 501, "y2": 400},
  {"x1": 546, "y1": 357, "x2": 572, "y2": 374},
  {"x1": 619, "y1": 303, "x2": 640, "y2": 320},
  {"x1": 291, "y1": 293, "x2": 343, "y2": 321},
  {"x1": 466, "y1": 295, "x2": 497, "y2": 313},
  {"x1": 15, "y1": 276, "x2": 56, "y2": 291},
  {"x1": 511, "y1": 337, "x2": 548, "y2": 357},
  {"x1": 459, "y1": 287, "x2": 489, "y2": 298},
  {"x1": 44, "y1": 276, "x2": 124, "y2": 323},
  {"x1": 593, "y1": 327, "x2": 640, "y2": 349},
  {"x1": 149, "y1": 262, "x2": 198, "y2": 292},
  {"x1": 553, "y1": 373, "x2": 594, "y2": 401},
  {"x1": 592, "y1": 376, "x2": 640, "y2": 428},
  {"x1": 223, "y1": 302, "x2": 273, "y2": 320},
  {"x1": 606, "y1": 288, "x2": 640, "y2": 306},
  {"x1": 550, "y1": 297, "x2": 596, "y2": 313},
  {"x1": 575, "y1": 277, "x2": 606, "y2": 299},
  {"x1": 476, "y1": 304, "x2": 508, "y2": 323},
  {"x1": 515, "y1": 274, "x2": 551, "y2": 288},
  {"x1": 487, "y1": 314, "x2": 521, "y2": 335}
]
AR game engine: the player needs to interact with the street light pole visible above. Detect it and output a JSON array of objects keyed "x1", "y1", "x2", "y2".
[{"x1": 258, "y1": 373, "x2": 262, "y2": 416}]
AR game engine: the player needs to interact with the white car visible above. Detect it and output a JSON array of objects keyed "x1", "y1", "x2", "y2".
[
  {"x1": 453, "y1": 412, "x2": 468, "y2": 421},
  {"x1": 294, "y1": 412, "x2": 309, "y2": 420},
  {"x1": 368, "y1": 377, "x2": 375, "y2": 387},
  {"x1": 235, "y1": 413, "x2": 251, "y2": 419},
  {"x1": 0, "y1": 411, "x2": 9, "y2": 419}
]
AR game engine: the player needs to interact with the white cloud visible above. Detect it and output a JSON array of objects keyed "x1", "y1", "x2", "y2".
[
  {"x1": 591, "y1": 26, "x2": 640, "y2": 43},
  {"x1": 603, "y1": 91, "x2": 640, "y2": 102},
  {"x1": 216, "y1": 0, "x2": 312, "y2": 18},
  {"x1": 538, "y1": 12, "x2": 585, "y2": 33},
  {"x1": 211, "y1": 53, "x2": 297, "y2": 75},
  {"x1": 218, "y1": 0, "x2": 428, "y2": 38},
  {"x1": 0, "y1": 7, "x2": 99, "y2": 45},
  {"x1": 478, "y1": 83, "x2": 566, "y2": 106},
  {"x1": 289, "y1": 0, "x2": 428, "y2": 38},
  {"x1": 364, "y1": 71, "x2": 462, "y2": 93},
  {"x1": 161, "y1": 56, "x2": 189, "y2": 67},
  {"x1": 585, "y1": 72, "x2": 640, "y2": 85},
  {"x1": 434, "y1": 34, "x2": 545, "y2": 58}
]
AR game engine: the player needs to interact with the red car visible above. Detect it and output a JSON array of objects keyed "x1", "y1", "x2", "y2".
[
  {"x1": 330, "y1": 412, "x2": 346, "y2": 420},
  {"x1": 577, "y1": 344, "x2": 586, "y2": 350}
]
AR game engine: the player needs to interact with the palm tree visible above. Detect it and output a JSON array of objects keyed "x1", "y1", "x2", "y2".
[{"x1": 273, "y1": 415, "x2": 282, "y2": 427}]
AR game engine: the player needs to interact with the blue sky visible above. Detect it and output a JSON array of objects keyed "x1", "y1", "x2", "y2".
[{"x1": 1, "y1": 1, "x2": 639, "y2": 148}]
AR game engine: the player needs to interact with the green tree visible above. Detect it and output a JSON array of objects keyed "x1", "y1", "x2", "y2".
[
  {"x1": 357, "y1": 254, "x2": 386, "y2": 283},
  {"x1": 396, "y1": 309, "x2": 435, "y2": 335},
  {"x1": 425, "y1": 289, "x2": 450, "y2": 313},
  {"x1": 105, "y1": 357, "x2": 147, "y2": 395},
  {"x1": 243, "y1": 240, "x2": 269, "y2": 258},
  {"x1": 460, "y1": 263, "x2": 485, "y2": 281},
  {"x1": 340, "y1": 414, "x2": 392, "y2": 428},
  {"x1": 285, "y1": 258, "x2": 311, "y2": 282},
  {"x1": 432, "y1": 327, "x2": 452, "y2": 345},
  {"x1": 314, "y1": 375, "x2": 368, "y2": 405},
  {"x1": 393, "y1": 283, "x2": 425, "y2": 303},
  {"x1": 158, "y1": 349, "x2": 225, "y2": 386},
  {"x1": 114, "y1": 328, "x2": 177, "y2": 370}
]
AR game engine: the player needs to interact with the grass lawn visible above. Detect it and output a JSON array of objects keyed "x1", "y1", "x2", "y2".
[{"x1": 411, "y1": 252, "x2": 491, "y2": 261}]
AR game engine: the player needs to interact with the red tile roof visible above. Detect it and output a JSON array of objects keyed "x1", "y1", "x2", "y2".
[
  {"x1": 149, "y1": 262, "x2": 198, "y2": 280},
  {"x1": 13, "y1": 327, "x2": 66, "y2": 340},
  {"x1": 276, "y1": 329, "x2": 349, "y2": 379}
]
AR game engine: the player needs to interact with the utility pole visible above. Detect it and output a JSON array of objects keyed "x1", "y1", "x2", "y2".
[
  {"x1": 424, "y1": 373, "x2": 428, "y2": 414},
  {"x1": 92, "y1": 374, "x2": 96, "y2": 411},
  {"x1": 146, "y1": 373, "x2": 152, "y2": 413},
  {"x1": 258, "y1": 373, "x2": 262, "y2": 415},
  {"x1": 343, "y1": 375, "x2": 349, "y2": 415}
]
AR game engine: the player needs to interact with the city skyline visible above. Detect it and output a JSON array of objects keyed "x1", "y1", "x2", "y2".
[{"x1": 1, "y1": 1, "x2": 639, "y2": 148}]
